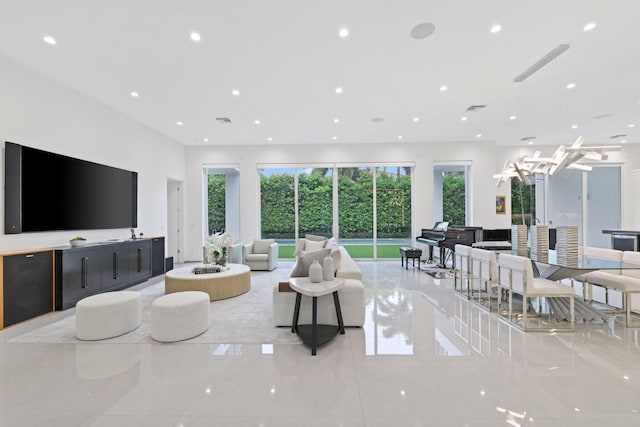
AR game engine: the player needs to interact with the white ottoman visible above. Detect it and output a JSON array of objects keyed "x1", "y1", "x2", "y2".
[
  {"x1": 151, "y1": 291, "x2": 211, "y2": 342},
  {"x1": 76, "y1": 291, "x2": 141, "y2": 341}
]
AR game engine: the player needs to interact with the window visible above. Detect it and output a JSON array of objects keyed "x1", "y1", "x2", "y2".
[
  {"x1": 204, "y1": 166, "x2": 240, "y2": 243},
  {"x1": 434, "y1": 164, "x2": 471, "y2": 226},
  {"x1": 511, "y1": 177, "x2": 536, "y2": 226},
  {"x1": 260, "y1": 168, "x2": 295, "y2": 257},
  {"x1": 298, "y1": 168, "x2": 333, "y2": 237},
  {"x1": 375, "y1": 167, "x2": 412, "y2": 258},
  {"x1": 207, "y1": 174, "x2": 225, "y2": 234},
  {"x1": 259, "y1": 164, "x2": 414, "y2": 259}
]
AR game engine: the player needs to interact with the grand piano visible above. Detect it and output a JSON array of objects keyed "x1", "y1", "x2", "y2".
[{"x1": 416, "y1": 222, "x2": 482, "y2": 265}]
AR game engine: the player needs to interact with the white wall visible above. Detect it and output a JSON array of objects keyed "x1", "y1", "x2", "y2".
[
  {"x1": 0, "y1": 54, "x2": 186, "y2": 252},
  {"x1": 183, "y1": 141, "x2": 510, "y2": 261}
]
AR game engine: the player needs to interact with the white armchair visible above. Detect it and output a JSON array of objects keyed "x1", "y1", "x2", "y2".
[{"x1": 243, "y1": 239, "x2": 279, "y2": 271}]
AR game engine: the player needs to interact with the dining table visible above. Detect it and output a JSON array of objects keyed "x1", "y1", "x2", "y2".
[{"x1": 529, "y1": 250, "x2": 640, "y2": 281}]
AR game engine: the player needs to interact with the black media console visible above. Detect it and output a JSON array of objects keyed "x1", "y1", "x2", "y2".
[{"x1": 55, "y1": 238, "x2": 164, "y2": 310}]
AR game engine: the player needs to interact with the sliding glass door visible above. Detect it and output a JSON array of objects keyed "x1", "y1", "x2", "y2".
[
  {"x1": 298, "y1": 168, "x2": 334, "y2": 237},
  {"x1": 375, "y1": 166, "x2": 412, "y2": 258},
  {"x1": 259, "y1": 164, "x2": 414, "y2": 259},
  {"x1": 260, "y1": 168, "x2": 296, "y2": 257},
  {"x1": 338, "y1": 167, "x2": 374, "y2": 258}
]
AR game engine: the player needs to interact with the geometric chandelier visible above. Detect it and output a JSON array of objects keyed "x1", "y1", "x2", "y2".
[{"x1": 493, "y1": 136, "x2": 621, "y2": 186}]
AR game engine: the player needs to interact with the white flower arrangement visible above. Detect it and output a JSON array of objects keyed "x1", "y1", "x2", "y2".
[{"x1": 206, "y1": 232, "x2": 235, "y2": 265}]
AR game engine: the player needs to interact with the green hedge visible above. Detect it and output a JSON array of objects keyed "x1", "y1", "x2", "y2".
[
  {"x1": 207, "y1": 175, "x2": 226, "y2": 234},
  {"x1": 260, "y1": 169, "x2": 412, "y2": 238}
]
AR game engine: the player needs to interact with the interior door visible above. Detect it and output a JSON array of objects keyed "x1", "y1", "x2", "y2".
[
  {"x1": 586, "y1": 166, "x2": 621, "y2": 248},
  {"x1": 547, "y1": 170, "x2": 583, "y2": 245},
  {"x1": 167, "y1": 180, "x2": 183, "y2": 263}
]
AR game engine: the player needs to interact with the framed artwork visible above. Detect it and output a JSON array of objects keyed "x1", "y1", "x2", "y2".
[{"x1": 495, "y1": 195, "x2": 506, "y2": 214}]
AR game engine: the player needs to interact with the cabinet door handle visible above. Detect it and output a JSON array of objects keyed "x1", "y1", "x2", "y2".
[
  {"x1": 25, "y1": 254, "x2": 35, "y2": 258},
  {"x1": 113, "y1": 252, "x2": 119, "y2": 279},
  {"x1": 138, "y1": 248, "x2": 142, "y2": 272},
  {"x1": 81, "y1": 257, "x2": 88, "y2": 288}
]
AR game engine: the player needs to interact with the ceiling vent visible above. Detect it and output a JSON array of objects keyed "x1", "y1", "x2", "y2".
[
  {"x1": 466, "y1": 105, "x2": 486, "y2": 112},
  {"x1": 610, "y1": 134, "x2": 627, "y2": 139},
  {"x1": 594, "y1": 113, "x2": 611, "y2": 119},
  {"x1": 216, "y1": 117, "x2": 232, "y2": 124},
  {"x1": 520, "y1": 136, "x2": 536, "y2": 141},
  {"x1": 514, "y1": 44, "x2": 570, "y2": 83}
]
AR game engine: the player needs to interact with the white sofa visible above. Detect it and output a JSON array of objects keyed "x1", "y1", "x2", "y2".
[{"x1": 272, "y1": 246, "x2": 365, "y2": 327}]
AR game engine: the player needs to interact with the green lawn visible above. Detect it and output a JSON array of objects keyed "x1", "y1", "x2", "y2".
[
  {"x1": 278, "y1": 246, "x2": 296, "y2": 259},
  {"x1": 279, "y1": 244, "x2": 403, "y2": 259}
]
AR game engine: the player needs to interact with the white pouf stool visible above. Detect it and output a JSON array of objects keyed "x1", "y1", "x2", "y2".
[
  {"x1": 76, "y1": 291, "x2": 141, "y2": 341},
  {"x1": 151, "y1": 291, "x2": 211, "y2": 342}
]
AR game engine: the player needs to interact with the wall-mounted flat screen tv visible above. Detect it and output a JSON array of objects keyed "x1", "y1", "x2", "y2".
[{"x1": 4, "y1": 141, "x2": 137, "y2": 234}]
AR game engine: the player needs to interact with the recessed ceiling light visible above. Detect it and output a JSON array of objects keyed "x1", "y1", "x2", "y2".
[
  {"x1": 333, "y1": 118, "x2": 340, "y2": 123},
  {"x1": 232, "y1": 89, "x2": 240, "y2": 96},
  {"x1": 571, "y1": 124, "x2": 578, "y2": 129},
  {"x1": 461, "y1": 116, "x2": 468, "y2": 121},
  {"x1": 509, "y1": 115, "x2": 517, "y2": 120},
  {"x1": 410, "y1": 22, "x2": 436, "y2": 40},
  {"x1": 267, "y1": 137, "x2": 273, "y2": 142},
  {"x1": 254, "y1": 120, "x2": 261, "y2": 125},
  {"x1": 397, "y1": 135, "x2": 403, "y2": 140},
  {"x1": 338, "y1": 28, "x2": 349, "y2": 38},
  {"x1": 412, "y1": 117, "x2": 420, "y2": 122},
  {"x1": 583, "y1": 22, "x2": 597, "y2": 31},
  {"x1": 440, "y1": 85, "x2": 448, "y2": 92},
  {"x1": 335, "y1": 87, "x2": 343, "y2": 94},
  {"x1": 628, "y1": 124, "x2": 635, "y2": 128},
  {"x1": 190, "y1": 32, "x2": 201, "y2": 42},
  {"x1": 621, "y1": 139, "x2": 627, "y2": 143},
  {"x1": 176, "y1": 121, "x2": 183, "y2": 126},
  {"x1": 490, "y1": 24, "x2": 502, "y2": 34},
  {"x1": 203, "y1": 138, "x2": 209, "y2": 142},
  {"x1": 130, "y1": 91, "x2": 139, "y2": 98},
  {"x1": 528, "y1": 141, "x2": 534, "y2": 145},
  {"x1": 43, "y1": 35, "x2": 56, "y2": 45},
  {"x1": 332, "y1": 136, "x2": 338, "y2": 140},
  {"x1": 476, "y1": 133, "x2": 482, "y2": 138},
  {"x1": 566, "y1": 82, "x2": 576, "y2": 89}
]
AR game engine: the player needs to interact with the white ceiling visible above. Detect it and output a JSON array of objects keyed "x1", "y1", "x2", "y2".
[{"x1": 1, "y1": 0, "x2": 639, "y2": 147}]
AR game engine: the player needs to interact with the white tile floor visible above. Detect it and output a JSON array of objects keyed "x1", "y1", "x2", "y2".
[{"x1": 2, "y1": 261, "x2": 640, "y2": 426}]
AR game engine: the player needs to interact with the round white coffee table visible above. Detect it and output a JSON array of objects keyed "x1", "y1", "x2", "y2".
[
  {"x1": 289, "y1": 277, "x2": 345, "y2": 355},
  {"x1": 165, "y1": 263, "x2": 251, "y2": 301}
]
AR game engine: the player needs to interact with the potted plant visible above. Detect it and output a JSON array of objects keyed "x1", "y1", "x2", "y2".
[
  {"x1": 69, "y1": 236, "x2": 87, "y2": 247},
  {"x1": 206, "y1": 232, "x2": 234, "y2": 266}
]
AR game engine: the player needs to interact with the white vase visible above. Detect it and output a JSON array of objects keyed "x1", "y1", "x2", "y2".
[
  {"x1": 309, "y1": 259, "x2": 323, "y2": 283},
  {"x1": 323, "y1": 254, "x2": 334, "y2": 281}
]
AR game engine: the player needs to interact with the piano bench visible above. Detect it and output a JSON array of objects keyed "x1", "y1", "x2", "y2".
[{"x1": 400, "y1": 247, "x2": 423, "y2": 269}]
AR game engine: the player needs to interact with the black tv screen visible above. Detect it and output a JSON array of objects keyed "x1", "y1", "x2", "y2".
[{"x1": 4, "y1": 142, "x2": 137, "y2": 233}]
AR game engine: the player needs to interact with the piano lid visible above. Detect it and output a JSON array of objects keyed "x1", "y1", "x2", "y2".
[{"x1": 433, "y1": 221, "x2": 449, "y2": 231}]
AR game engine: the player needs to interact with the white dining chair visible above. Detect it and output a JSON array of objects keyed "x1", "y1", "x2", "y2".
[
  {"x1": 497, "y1": 253, "x2": 575, "y2": 332},
  {"x1": 470, "y1": 247, "x2": 498, "y2": 311}
]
